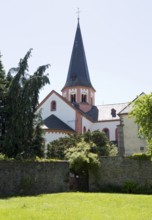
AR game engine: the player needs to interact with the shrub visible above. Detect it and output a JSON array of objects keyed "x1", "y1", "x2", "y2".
[
  {"x1": 130, "y1": 153, "x2": 151, "y2": 160},
  {"x1": 122, "y1": 181, "x2": 139, "y2": 193},
  {"x1": 47, "y1": 134, "x2": 81, "y2": 159},
  {"x1": 0, "y1": 153, "x2": 5, "y2": 160},
  {"x1": 109, "y1": 144, "x2": 118, "y2": 156},
  {"x1": 65, "y1": 140, "x2": 100, "y2": 175},
  {"x1": 47, "y1": 130, "x2": 111, "y2": 160}
]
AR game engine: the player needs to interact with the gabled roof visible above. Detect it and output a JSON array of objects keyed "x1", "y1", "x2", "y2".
[
  {"x1": 37, "y1": 90, "x2": 95, "y2": 122},
  {"x1": 97, "y1": 103, "x2": 128, "y2": 121},
  {"x1": 118, "y1": 92, "x2": 145, "y2": 115},
  {"x1": 36, "y1": 90, "x2": 76, "y2": 111},
  {"x1": 44, "y1": 114, "x2": 75, "y2": 133},
  {"x1": 118, "y1": 104, "x2": 132, "y2": 115},
  {"x1": 62, "y1": 21, "x2": 94, "y2": 91}
]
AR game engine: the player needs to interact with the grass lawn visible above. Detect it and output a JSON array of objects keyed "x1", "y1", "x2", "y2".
[{"x1": 0, "y1": 192, "x2": 151, "y2": 220}]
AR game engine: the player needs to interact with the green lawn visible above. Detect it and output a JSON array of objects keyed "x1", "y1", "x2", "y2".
[{"x1": 0, "y1": 193, "x2": 151, "y2": 220}]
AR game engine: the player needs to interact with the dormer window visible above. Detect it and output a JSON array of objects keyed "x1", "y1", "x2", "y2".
[
  {"x1": 81, "y1": 94, "x2": 87, "y2": 103},
  {"x1": 51, "y1": 100, "x2": 56, "y2": 111},
  {"x1": 111, "y1": 108, "x2": 116, "y2": 117}
]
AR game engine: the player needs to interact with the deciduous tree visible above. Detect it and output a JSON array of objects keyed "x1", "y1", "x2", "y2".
[
  {"x1": 47, "y1": 130, "x2": 112, "y2": 159},
  {"x1": 130, "y1": 93, "x2": 152, "y2": 155}
]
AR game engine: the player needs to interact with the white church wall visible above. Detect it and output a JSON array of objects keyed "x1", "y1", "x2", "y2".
[
  {"x1": 92, "y1": 121, "x2": 119, "y2": 142},
  {"x1": 44, "y1": 131, "x2": 68, "y2": 145},
  {"x1": 82, "y1": 117, "x2": 93, "y2": 132},
  {"x1": 122, "y1": 115, "x2": 147, "y2": 156},
  {"x1": 43, "y1": 131, "x2": 68, "y2": 157},
  {"x1": 37, "y1": 92, "x2": 76, "y2": 130}
]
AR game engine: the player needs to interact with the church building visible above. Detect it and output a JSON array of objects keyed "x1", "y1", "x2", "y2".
[{"x1": 36, "y1": 19, "x2": 146, "y2": 155}]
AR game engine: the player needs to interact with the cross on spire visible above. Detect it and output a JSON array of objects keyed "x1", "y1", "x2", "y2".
[{"x1": 76, "y1": 8, "x2": 81, "y2": 21}]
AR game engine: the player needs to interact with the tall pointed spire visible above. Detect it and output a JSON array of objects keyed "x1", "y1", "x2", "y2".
[{"x1": 62, "y1": 20, "x2": 94, "y2": 90}]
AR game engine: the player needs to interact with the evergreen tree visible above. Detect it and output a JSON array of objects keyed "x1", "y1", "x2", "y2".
[
  {"x1": 0, "y1": 53, "x2": 7, "y2": 150},
  {"x1": 0, "y1": 53, "x2": 5, "y2": 75},
  {"x1": 3, "y1": 49, "x2": 50, "y2": 158}
]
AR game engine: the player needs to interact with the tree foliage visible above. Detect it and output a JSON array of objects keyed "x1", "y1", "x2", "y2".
[
  {"x1": 47, "y1": 130, "x2": 111, "y2": 160},
  {"x1": 65, "y1": 140, "x2": 100, "y2": 174},
  {"x1": 47, "y1": 134, "x2": 81, "y2": 159},
  {"x1": 0, "y1": 53, "x2": 7, "y2": 150},
  {"x1": 84, "y1": 130, "x2": 110, "y2": 156},
  {"x1": 2, "y1": 49, "x2": 50, "y2": 158},
  {"x1": 0, "y1": 53, "x2": 5, "y2": 88},
  {"x1": 129, "y1": 93, "x2": 152, "y2": 154}
]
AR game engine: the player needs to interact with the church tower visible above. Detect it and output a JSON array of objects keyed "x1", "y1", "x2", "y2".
[{"x1": 62, "y1": 20, "x2": 95, "y2": 113}]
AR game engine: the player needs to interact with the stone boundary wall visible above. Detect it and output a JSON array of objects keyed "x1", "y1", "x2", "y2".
[
  {"x1": 89, "y1": 157, "x2": 152, "y2": 192},
  {"x1": 0, "y1": 157, "x2": 152, "y2": 197},
  {"x1": 0, "y1": 161, "x2": 69, "y2": 197}
]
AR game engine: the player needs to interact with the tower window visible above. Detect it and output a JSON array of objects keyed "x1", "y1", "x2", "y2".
[
  {"x1": 51, "y1": 101, "x2": 56, "y2": 111},
  {"x1": 81, "y1": 94, "x2": 87, "y2": 103},
  {"x1": 71, "y1": 94, "x2": 76, "y2": 103}
]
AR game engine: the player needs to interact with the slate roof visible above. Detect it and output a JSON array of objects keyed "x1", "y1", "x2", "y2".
[
  {"x1": 71, "y1": 102, "x2": 98, "y2": 122},
  {"x1": 43, "y1": 114, "x2": 75, "y2": 132},
  {"x1": 62, "y1": 21, "x2": 94, "y2": 90},
  {"x1": 85, "y1": 106, "x2": 99, "y2": 121},
  {"x1": 118, "y1": 104, "x2": 132, "y2": 115},
  {"x1": 97, "y1": 103, "x2": 128, "y2": 121}
]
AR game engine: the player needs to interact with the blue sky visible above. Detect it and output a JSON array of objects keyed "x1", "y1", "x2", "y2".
[{"x1": 1, "y1": 0, "x2": 152, "y2": 105}]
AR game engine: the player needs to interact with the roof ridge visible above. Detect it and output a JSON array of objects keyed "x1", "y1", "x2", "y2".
[{"x1": 97, "y1": 102, "x2": 128, "y2": 107}]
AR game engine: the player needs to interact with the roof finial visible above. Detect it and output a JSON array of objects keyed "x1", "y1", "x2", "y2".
[{"x1": 76, "y1": 8, "x2": 80, "y2": 22}]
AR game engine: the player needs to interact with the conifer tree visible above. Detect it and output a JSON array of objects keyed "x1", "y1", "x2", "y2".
[
  {"x1": 0, "y1": 55, "x2": 5, "y2": 78},
  {"x1": 3, "y1": 49, "x2": 50, "y2": 158},
  {"x1": 0, "y1": 53, "x2": 7, "y2": 150}
]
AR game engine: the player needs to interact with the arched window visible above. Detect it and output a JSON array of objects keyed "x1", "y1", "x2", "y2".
[
  {"x1": 51, "y1": 100, "x2": 56, "y2": 111},
  {"x1": 83, "y1": 126, "x2": 86, "y2": 133},
  {"x1": 102, "y1": 128, "x2": 110, "y2": 140}
]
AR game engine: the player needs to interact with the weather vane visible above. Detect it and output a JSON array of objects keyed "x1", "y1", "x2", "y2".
[{"x1": 76, "y1": 8, "x2": 81, "y2": 21}]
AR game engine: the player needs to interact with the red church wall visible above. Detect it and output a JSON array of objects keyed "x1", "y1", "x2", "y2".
[
  {"x1": 62, "y1": 86, "x2": 95, "y2": 106},
  {"x1": 75, "y1": 111, "x2": 82, "y2": 133},
  {"x1": 79, "y1": 103, "x2": 92, "y2": 112}
]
